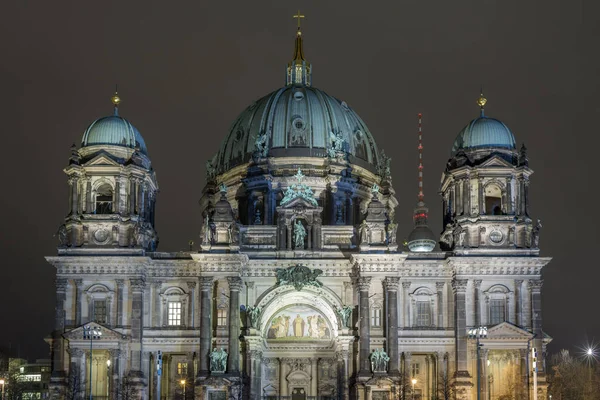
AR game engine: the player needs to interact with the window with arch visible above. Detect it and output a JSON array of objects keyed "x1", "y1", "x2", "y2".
[
  {"x1": 484, "y1": 183, "x2": 503, "y2": 215},
  {"x1": 484, "y1": 285, "x2": 511, "y2": 325},
  {"x1": 410, "y1": 287, "x2": 436, "y2": 328},
  {"x1": 160, "y1": 287, "x2": 189, "y2": 328},
  {"x1": 371, "y1": 307, "x2": 382, "y2": 327},
  {"x1": 85, "y1": 284, "x2": 114, "y2": 326},
  {"x1": 95, "y1": 183, "x2": 113, "y2": 214}
]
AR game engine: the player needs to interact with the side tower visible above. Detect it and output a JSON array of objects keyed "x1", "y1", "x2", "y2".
[
  {"x1": 59, "y1": 92, "x2": 158, "y2": 250},
  {"x1": 439, "y1": 93, "x2": 536, "y2": 251},
  {"x1": 441, "y1": 94, "x2": 551, "y2": 400}
]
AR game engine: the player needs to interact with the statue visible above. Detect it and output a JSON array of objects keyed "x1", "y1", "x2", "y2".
[
  {"x1": 246, "y1": 306, "x2": 261, "y2": 328},
  {"x1": 275, "y1": 265, "x2": 323, "y2": 291},
  {"x1": 454, "y1": 224, "x2": 467, "y2": 248},
  {"x1": 56, "y1": 224, "x2": 69, "y2": 247},
  {"x1": 531, "y1": 219, "x2": 542, "y2": 248},
  {"x1": 386, "y1": 222, "x2": 398, "y2": 246},
  {"x1": 209, "y1": 347, "x2": 228, "y2": 373},
  {"x1": 370, "y1": 348, "x2": 390, "y2": 373},
  {"x1": 359, "y1": 220, "x2": 369, "y2": 245},
  {"x1": 201, "y1": 217, "x2": 211, "y2": 245},
  {"x1": 254, "y1": 133, "x2": 268, "y2": 158},
  {"x1": 376, "y1": 150, "x2": 391, "y2": 181},
  {"x1": 371, "y1": 183, "x2": 380, "y2": 196},
  {"x1": 328, "y1": 131, "x2": 345, "y2": 158},
  {"x1": 134, "y1": 222, "x2": 145, "y2": 248},
  {"x1": 439, "y1": 223, "x2": 454, "y2": 250},
  {"x1": 228, "y1": 222, "x2": 239, "y2": 245},
  {"x1": 205, "y1": 159, "x2": 216, "y2": 180},
  {"x1": 294, "y1": 220, "x2": 306, "y2": 249},
  {"x1": 336, "y1": 305, "x2": 353, "y2": 328},
  {"x1": 219, "y1": 182, "x2": 227, "y2": 194}
]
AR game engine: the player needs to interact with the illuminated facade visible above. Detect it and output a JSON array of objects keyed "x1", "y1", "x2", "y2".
[{"x1": 46, "y1": 20, "x2": 551, "y2": 400}]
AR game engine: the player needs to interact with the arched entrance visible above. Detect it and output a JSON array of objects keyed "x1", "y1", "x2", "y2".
[{"x1": 249, "y1": 285, "x2": 348, "y2": 399}]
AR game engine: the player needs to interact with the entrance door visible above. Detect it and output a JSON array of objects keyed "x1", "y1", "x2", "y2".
[{"x1": 291, "y1": 387, "x2": 307, "y2": 400}]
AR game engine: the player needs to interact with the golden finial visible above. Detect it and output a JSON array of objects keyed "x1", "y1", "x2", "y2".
[
  {"x1": 477, "y1": 93, "x2": 487, "y2": 108},
  {"x1": 111, "y1": 91, "x2": 121, "y2": 106},
  {"x1": 293, "y1": 10, "x2": 305, "y2": 32}
]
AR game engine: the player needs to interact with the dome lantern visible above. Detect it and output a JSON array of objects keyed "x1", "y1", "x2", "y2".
[{"x1": 286, "y1": 11, "x2": 312, "y2": 87}]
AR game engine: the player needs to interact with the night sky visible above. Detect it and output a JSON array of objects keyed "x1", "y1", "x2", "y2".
[{"x1": 1, "y1": 1, "x2": 598, "y2": 360}]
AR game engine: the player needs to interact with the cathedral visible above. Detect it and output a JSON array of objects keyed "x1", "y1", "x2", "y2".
[{"x1": 46, "y1": 17, "x2": 551, "y2": 400}]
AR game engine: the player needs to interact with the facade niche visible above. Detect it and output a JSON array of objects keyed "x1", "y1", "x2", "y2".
[
  {"x1": 95, "y1": 183, "x2": 113, "y2": 214},
  {"x1": 484, "y1": 183, "x2": 503, "y2": 215}
]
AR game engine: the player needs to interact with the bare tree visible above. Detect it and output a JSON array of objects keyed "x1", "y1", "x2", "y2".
[
  {"x1": 547, "y1": 349, "x2": 600, "y2": 400},
  {"x1": 436, "y1": 369, "x2": 454, "y2": 400},
  {"x1": 116, "y1": 375, "x2": 140, "y2": 400},
  {"x1": 65, "y1": 364, "x2": 85, "y2": 400}
]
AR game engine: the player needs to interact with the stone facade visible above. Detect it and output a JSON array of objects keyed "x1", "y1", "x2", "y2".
[{"x1": 46, "y1": 27, "x2": 551, "y2": 400}]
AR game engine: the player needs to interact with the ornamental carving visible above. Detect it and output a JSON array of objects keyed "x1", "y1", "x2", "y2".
[
  {"x1": 280, "y1": 169, "x2": 318, "y2": 207},
  {"x1": 275, "y1": 265, "x2": 323, "y2": 291}
]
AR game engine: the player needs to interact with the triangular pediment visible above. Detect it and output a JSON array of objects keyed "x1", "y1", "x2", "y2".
[
  {"x1": 479, "y1": 156, "x2": 514, "y2": 169},
  {"x1": 485, "y1": 322, "x2": 534, "y2": 340},
  {"x1": 63, "y1": 324, "x2": 128, "y2": 342},
  {"x1": 281, "y1": 195, "x2": 319, "y2": 209},
  {"x1": 83, "y1": 152, "x2": 122, "y2": 167}
]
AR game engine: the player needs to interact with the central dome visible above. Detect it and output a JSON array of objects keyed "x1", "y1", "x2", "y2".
[{"x1": 213, "y1": 86, "x2": 380, "y2": 174}]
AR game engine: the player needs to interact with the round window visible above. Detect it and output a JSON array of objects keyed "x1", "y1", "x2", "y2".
[
  {"x1": 293, "y1": 118, "x2": 305, "y2": 130},
  {"x1": 293, "y1": 90, "x2": 304, "y2": 101},
  {"x1": 489, "y1": 230, "x2": 504, "y2": 244}
]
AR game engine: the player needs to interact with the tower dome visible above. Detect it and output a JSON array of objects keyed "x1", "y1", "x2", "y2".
[
  {"x1": 451, "y1": 94, "x2": 516, "y2": 156},
  {"x1": 81, "y1": 92, "x2": 148, "y2": 155}
]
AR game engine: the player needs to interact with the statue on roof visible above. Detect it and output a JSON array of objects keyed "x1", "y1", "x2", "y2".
[{"x1": 294, "y1": 220, "x2": 306, "y2": 249}]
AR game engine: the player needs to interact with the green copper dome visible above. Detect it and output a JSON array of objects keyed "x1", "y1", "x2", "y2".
[
  {"x1": 81, "y1": 113, "x2": 148, "y2": 155},
  {"x1": 451, "y1": 115, "x2": 516, "y2": 156},
  {"x1": 214, "y1": 85, "x2": 380, "y2": 173}
]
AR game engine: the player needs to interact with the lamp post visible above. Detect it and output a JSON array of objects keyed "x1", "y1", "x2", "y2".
[
  {"x1": 0, "y1": 378, "x2": 5, "y2": 400},
  {"x1": 83, "y1": 325, "x2": 102, "y2": 400},
  {"x1": 106, "y1": 359, "x2": 111, "y2": 397},
  {"x1": 411, "y1": 378, "x2": 417, "y2": 400},
  {"x1": 585, "y1": 347, "x2": 595, "y2": 400},
  {"x1": 468, "y1": 326, "x2": 488, "y2": 400},
  {"x1": 180, "y1": 379, "x2": 186, "y2": 399}
]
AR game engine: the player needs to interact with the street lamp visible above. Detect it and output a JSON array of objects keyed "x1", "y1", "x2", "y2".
[
  {"x1": 584, "y1": 347, "x2": 596, "y2": 400},
  {"x1": 411, "y1": 378, "x2": 417, "y2": 400},
  {"x1": 468, "y1": 326, "x2": 488, "y2": 400},
  {"x1": 106, "y1": 359, "x2": 111, "y2": 397},
  {"x1": 83, "y1": 325, "x2": 102, "y2": 400},
  {"x1": 180, "y1": 379, "x2": 186, "y2": 399},
  {"x1": 0, "y1": 378, "x2": 5, "y2": 400}
]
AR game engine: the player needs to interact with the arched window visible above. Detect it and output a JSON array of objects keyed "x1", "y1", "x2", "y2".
[
  {"x1": 485, "y1": 285, "x2": 510, "y2": 325},
  {"x1": 160, "y1": 287, "x2": 189, "y2": 327},
  {"x1": 484, "y1": 184, "x2": 503, "y2": 215},
  {"x1": 410, "y1": 287, "x2": 436, "y2": 328},
  {"x1": 95, "y1": 183, "x2": 113, "y2": 214}
]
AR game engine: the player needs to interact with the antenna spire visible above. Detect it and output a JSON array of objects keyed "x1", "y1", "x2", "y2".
[{"x1": 417, "y1": 113, "x2": 424, "y2": 204}]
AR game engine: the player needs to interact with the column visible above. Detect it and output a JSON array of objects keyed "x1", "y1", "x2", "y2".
[
  {"x1": 337, "y1": 350, "x2": 350, "y2": 400},
  {"x1": 507, "y1": 175, "x2": 513, "y2": 214},
  {"x1": 68, "y1": 348, "x2": 86, "y2": 393},
  {"x1": 523, "y1": 280, "x2": 532, "y2": 330},
  {"x1": 249, "y1": 351, "x2": 263, "y2": 399},
  {"x1": 478, "y1": 177, "x2": 484, "y2": 215},
  {"x1": 152, "y1": 281, "x2": 162, "y2": 327},
  {"x1": 198, "y1": 277, "x2": 213, "y2": 376},
  {"x1": 287, "y1": 224, "x2": 292, "y2": 250},
  {"x1": 116, "y1": 280, "x2": 124, "y2": 327},
  {"x1": 51, "y1": 279, "x2": 68, "y2": 379},
  {"x1": 357, "y1": 277, "x2": 372, "y2": 375},
  {"x1": 425, "y1": 355, "x2": 430, "y2": 399},
  {"x1": 518, "y1": 177, "x2": 525, "y2": 216},
  {"x1": 454, "y1": 180, "x2": 462, "y2": 215},
  {"x1": 75, "y1": 279, "x2": 83, "y2": 326},
  {"x1": 530, "y1": 280, "x2": 544, "y2": 372},
  {"x1": 311, "y1": 358, "x2": 318, "y2": 396},
  {"x1": 464, "y1": 175, "x2": 471, "y2": 216},
  {"x1": 452, "y1": 279, "x2": 469, "y2": 374},
  {"x1": 279, "y1": 358, "x2": 288, "y2": 396},
  {"x1": 129, "y1": 278, "x2": 145, "y2": 374},
  {"x1": 129, "y1": 177, "x2": 136, "y2": 215},
  {"x1": 86, "y1": 178, "x2": 93, "y2": 213},
  {"x1": 404, "y1": 352, "x2": 412, "y2": 381},
  {"x1": 519, "y1": 348, "x2": 528, "y2": 397},
  {"x1": 71, "y1": 177, "x2": 80, "y2": 215},
  {"x1": 514, "y1": 280, "x2": 523, "y2": 327},
  {"x1": 307, "y1": 225, "x2": 312, "y2": 249},
  {"x1": 402, "y1": 282, "x2": 411, "y2": 328},
  {"x1": 474, "y1": 280, "x2": 482, "y2": 327},
  {"x1": 524, "y1": 178, "x2": 531, "y2": 216},
  {"x1": 481, "y1": 348, "x2": 489, "y2": 400},
  {"x1": 108, "y1": 349, "x2": 121, "y2": 399},
  {"x1": 187, "y1": 282, "x2": 197, "y2": 328},
  {"x1": 114, "y1": 178, "x2": 120, "y2": 214},
  {"x1": 384, "y1": 277, "x2": 400, "y2": 374},
  {"x1": 227, "y1": 277, "x2": 243, "y2": 374},
  {"x1": 436, "y1": 282, "x2": 445, "y2": 328}
]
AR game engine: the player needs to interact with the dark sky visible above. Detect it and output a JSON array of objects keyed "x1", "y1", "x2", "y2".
[{"x1": 1, "y1": 0, "x2": 598, "y2": 360}]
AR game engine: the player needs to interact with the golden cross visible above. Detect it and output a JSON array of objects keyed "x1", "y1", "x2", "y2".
[{"x1": 293, "y1": 10, "x2": 305, "y2": 29}]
